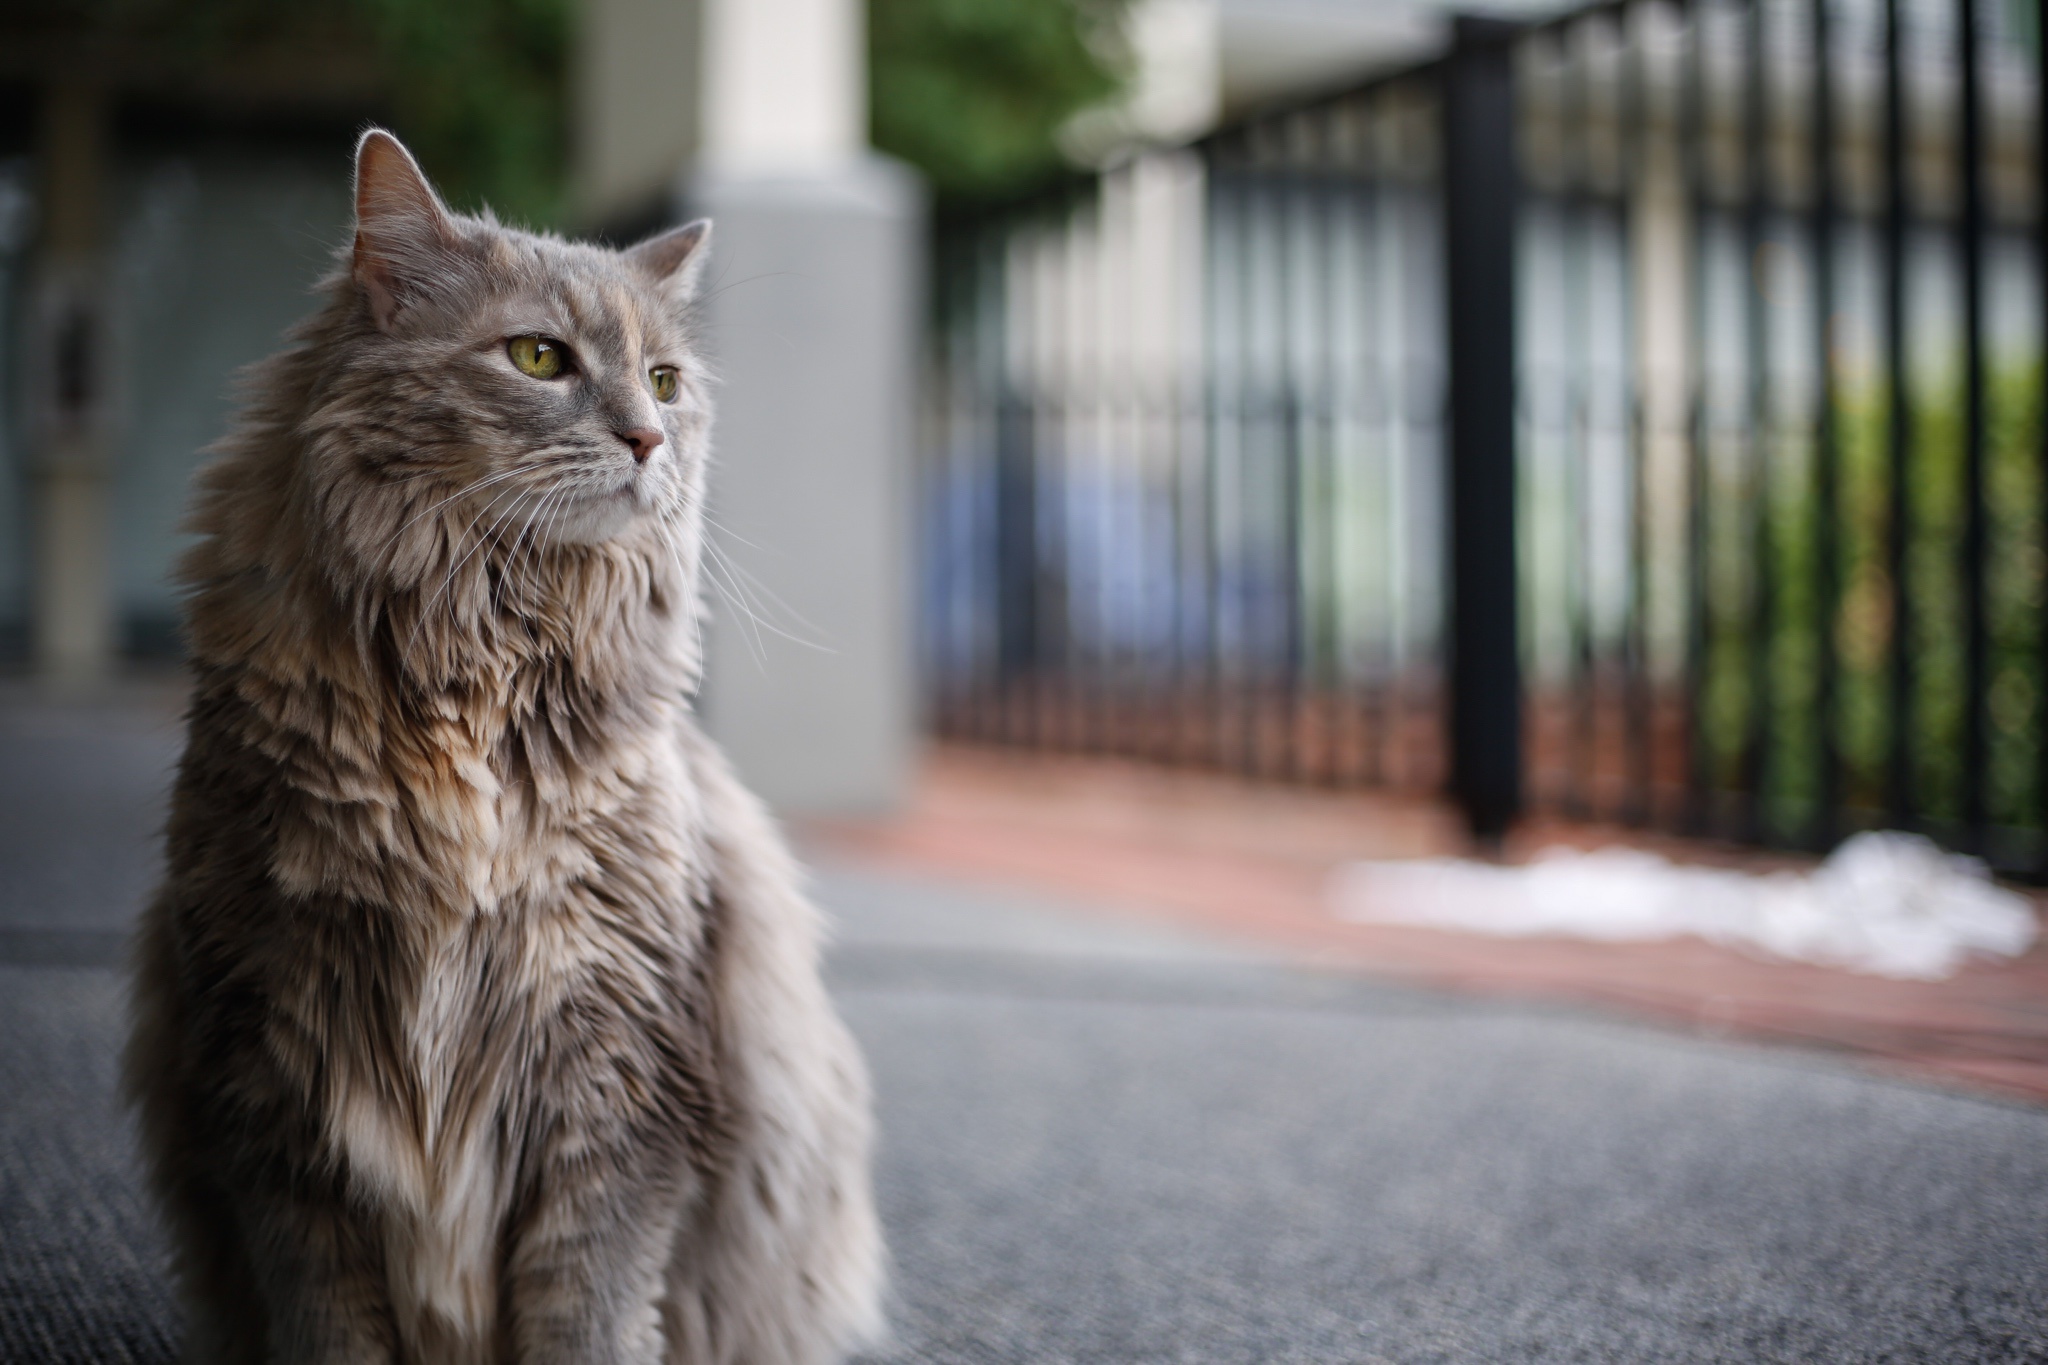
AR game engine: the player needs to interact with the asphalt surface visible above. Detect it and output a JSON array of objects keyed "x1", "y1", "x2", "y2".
[{"x1": 3, "y1": 693, "x2": 2047, "y2": 1363}]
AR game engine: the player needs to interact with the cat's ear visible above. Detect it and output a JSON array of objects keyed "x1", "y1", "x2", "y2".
[
  {"x1": 352, "y1": 129, "x2": 461, "y2": 330},
  {"x1": 625, "y1": 219, "x2": 712, "y2": 300}
]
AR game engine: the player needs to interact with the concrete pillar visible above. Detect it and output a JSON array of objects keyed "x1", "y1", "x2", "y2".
[
  {"x1": 688, "y1": 160, "x2": 923, "y2": 815},
  {"x1": 30, "y1": 78, "x2": 116, "y2": 689},
  {"x1": 684, "y1": 0, "x2": 923, "y2": 815},
  {"x1": 576, "y1": 0, "x2": 922, "y2": 814}
]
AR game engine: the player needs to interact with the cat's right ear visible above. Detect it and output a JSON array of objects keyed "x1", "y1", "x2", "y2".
[
  {"x1": 625, "y1": 219, "x2": 712, "y2": 301},
  {"x1": 352, "y1": 129, "x2": 460, "y2": 331}
]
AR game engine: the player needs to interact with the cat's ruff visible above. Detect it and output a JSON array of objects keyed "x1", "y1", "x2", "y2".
[{"x1": 124, "y1": 130, "x2": 884, "y2": 1365}]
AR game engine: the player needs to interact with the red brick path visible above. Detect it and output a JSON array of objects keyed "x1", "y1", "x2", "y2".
[{"x1": 808, "y1": 743, "x2": 2048, "y2": 1107}]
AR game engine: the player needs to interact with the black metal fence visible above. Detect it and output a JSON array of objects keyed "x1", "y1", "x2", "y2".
[{"x1": 919, "y1": 0, "x2": 2048, "y2": 874}]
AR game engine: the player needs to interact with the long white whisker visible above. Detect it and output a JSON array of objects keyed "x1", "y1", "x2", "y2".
[
  {"x1": 404, "y1": 479, "x2": 534, "y2": 669},
  {"x1": 701, "y1": 535, "x2": 769, "y2": 666},
  {"x1": 532, "y1": 482, "x2": 576, "y2": 567},
  {"x1": 674, "y1": 494, "x2": 832, "y2": 648},
  {"x1": 481, "y1": 485, "x2": 554, "y2": 626},
  {"x1": 699, "y1": 532, "x2": 832, "y2": 654},
  {"x1": 491, "y1": 480, "x2": 566, "y2": 614},
  {"x1": 696, "y1": 509, "x2": 767, "y2": 552},
  {"x1": 654, "y1": 510, "x2": 709, "y2": 685},
  {"x1": 388, "y1": 467, "x2": 531, "y2": 548},
  {"x1": 686, "y1": 515, "x2": 771, "y2": 666}
]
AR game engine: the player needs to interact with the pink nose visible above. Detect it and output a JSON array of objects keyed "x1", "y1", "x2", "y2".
[{"x1": 619, "y1": 427, "x2": 664, "y2": 463}]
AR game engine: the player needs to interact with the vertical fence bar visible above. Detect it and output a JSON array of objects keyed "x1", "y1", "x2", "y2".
[
  {"x1": 2038, "y1": 0, "x2": 2048, "y2": 874},
  {"x1": 1283, "y1": 374, "x2": 1306, "y2": 780},
  {"x1": 1883, "y1": 0, "x2": 1914, "y2": 828},
  {"x1": 1958, "y1": 0, "x2": 1989, "y2": 848},
  {"x1": 1278, "y1": 122, "x2": 1307, "y2": 782},
  {"x1": 1236, "y1": 134, "x2": 1262, "y2": 775},
  {"x1": 1444, "y1": 15, "x2": 1525, "y2": 840},
  {"x1": 1740, "y1": 0, "x2": 1772, "y2": 841},
  {"x1": 1228, "y1": 134, "x2": 1257, "y2": 775},
  {"x1": 1314, "y1": 106, "x2": 1345, "y2": 783},
  {"x1": 1035, "y1": 217, "x2": 1061, "y2": 750},
  {"x1": 995, "y1": 380, "x2": 1038, "y2": 715},
  {"x1": 1105, "y1": 171, "x2": 1131, "y2": 760},
  {"x1": 1170, "y1": 156, "x2": 1199, "y2": 769},
  {"x1": 1811, "y1": 0, "x2": 1841, "y2": 845},
  {"x1": 1623, "y1": 5, "x2": 1655, "y2": 825},
  {"x1": 1362, "y1": 104, "x2": 1391, "y2": 786},
  {"x1": 1204, "y1": 140, "x2": 1230, "y2": 772},
  {"x1": 1051, "y1": 205, "x2": 1080, "y2": 753},
  {"x1": 1683, "y1": 0, "x2": 1712, "y2": 832},
  {"x1": 1570, "y1": 28, "x2": 1597, "y2": 818},
  {"x1": 1084, "y1": 188, "x2": 1112, "y2": 758}
]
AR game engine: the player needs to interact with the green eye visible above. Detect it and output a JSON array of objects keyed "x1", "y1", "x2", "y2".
[
  {"x1": 650, "y1": 366, "x2": 679, "y2": 403},
  {"x1": 509, "y1": 336, "x2": 563, "y2": 379}
]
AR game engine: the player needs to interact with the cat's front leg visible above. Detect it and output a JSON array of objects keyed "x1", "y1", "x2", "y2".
[
  {"x1": 230, "y1": 1167, "x2": 399, "y2": 1365},
  {"x1": 501, "y1": 1133, "x2": 694, "y2": 1365}
]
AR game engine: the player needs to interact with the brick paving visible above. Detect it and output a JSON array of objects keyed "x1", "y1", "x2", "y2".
[{"x1": 808, "y1": 743, "x2": 2048, "y2": 1107}]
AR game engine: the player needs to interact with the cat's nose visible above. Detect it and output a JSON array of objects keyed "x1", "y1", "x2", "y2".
[{"x1": 618, "y1": 427, "x2": 664, "y2": 464}]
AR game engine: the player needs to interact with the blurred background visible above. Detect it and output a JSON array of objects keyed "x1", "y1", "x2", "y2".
[
  {"x1": 3, "y1": 0, "x2": 2047, "y2": 873},
  {"x1": 6, "y1": 3, "x2": 2048, "y2": 1361}
]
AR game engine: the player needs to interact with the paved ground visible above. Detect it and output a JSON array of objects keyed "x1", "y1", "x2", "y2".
[
  {"x1": 4, "y1": 694, "x2": 2048, "y2": 1362},
  {"x1": 820, "y1": 744, "x2": 2048, "y2": 1104}
]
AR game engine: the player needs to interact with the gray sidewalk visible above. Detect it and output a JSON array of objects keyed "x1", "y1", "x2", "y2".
[{"x1": 3, "y1": 696, "x2": 2046, "y2": 1362}]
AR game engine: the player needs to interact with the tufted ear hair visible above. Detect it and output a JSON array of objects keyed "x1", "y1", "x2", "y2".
[
  {"x1": 352, "y1": 129, "x2": 462, "y2": 330},
  {"x1": 624, "y1": 219, "x2": 712, "y2": 300}
]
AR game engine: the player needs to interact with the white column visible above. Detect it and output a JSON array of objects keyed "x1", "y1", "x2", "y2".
[
  {"x1": 700, "y1": 0, "x2": 864, "y2": 171},
  {"x1": 686, "y1": 0, "x2": 924, "y2": 814}
]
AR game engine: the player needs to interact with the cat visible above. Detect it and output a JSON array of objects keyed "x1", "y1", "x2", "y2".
[{"x1": 123, "y1": 129, "x2": 884, "y2": 1365}]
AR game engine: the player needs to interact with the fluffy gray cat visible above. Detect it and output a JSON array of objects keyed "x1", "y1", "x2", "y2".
[{"x1": 124, "y1": 129, "x2": 884, "y2": 1365}]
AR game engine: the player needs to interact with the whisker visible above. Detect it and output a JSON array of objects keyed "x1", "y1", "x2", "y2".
[
  {"x1": 670, "y1": 495, "x2": 832, "y2": 649},
  {"x1": 698, "y1": 530, "x2": 832, "y2": 654},
  {"x1": 403, "y1": 479, "x2": 535, "y2": 669},
  {"x1": 652, "y1": 512, "x2": 708, "y2": 683},
  {"x1": 386, "y1": 467, "x2": 532, "y2": 549},
  {"x1": 534, "y1": 482, "x2": 576, "y2": 558},
  {"x1": 696, "y1": 531, "x2": 768, "y2": 665},
  {"x1": 660, "y1": 506, "x2": 818, "y2": 664}
]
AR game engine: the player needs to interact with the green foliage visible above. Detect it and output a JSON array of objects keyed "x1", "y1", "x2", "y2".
[
  {"x1": 44, "y1": 0, "x2": 571, "y2": 226},
  {"x1": 870, "y1": 0, "x2": 1130, "y2": 211},
  {"x1": 343, "y1": 0, "x2": 571, "y2": 227},
  {"x1": 1695, "y1": 361, "x2": 2046, "y2": 843},
  {"x1": 66, "y1": 0, "x2": 1132, "y2": 224}
]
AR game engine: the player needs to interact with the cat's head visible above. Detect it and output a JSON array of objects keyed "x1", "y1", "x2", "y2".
[{"x1": 309, "y1": 129, "x2": 713, "y2": 572}]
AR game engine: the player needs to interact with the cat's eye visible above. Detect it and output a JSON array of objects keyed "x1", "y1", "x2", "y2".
[
  {"x1": 650, "y1": 367, "x2": 679, "y2": 403},
  {"x1": 509, "y1": 336, "x2": 564, "y2": 379}
]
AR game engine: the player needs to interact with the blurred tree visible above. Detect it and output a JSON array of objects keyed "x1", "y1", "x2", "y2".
[
  {"x1": 26, "y1": 0, "x2": 571, "y2": 226},
  {"x1": 29, "y1": 0, "x2": 1128, "y2": 223},
  {"x1": 344, "y1": 0, "x2": 570, "y2": 225},
  {"x1": 870, "y1": 0, "x2": 1129, "y2": 211}
]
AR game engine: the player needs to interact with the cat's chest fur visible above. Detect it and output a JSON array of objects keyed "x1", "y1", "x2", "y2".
[{"x1": 253, "y1": 666, "x2": 715, "y2": 1347}]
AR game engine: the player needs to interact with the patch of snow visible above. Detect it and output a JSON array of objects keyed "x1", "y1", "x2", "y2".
[{"x1": 1328, "y1": 832, "x2": 2039, "y2": 980}]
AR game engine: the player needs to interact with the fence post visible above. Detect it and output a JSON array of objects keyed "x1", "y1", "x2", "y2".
[
  {"x1": 995, "y1": 391, "x2": 1039, "y2": 681},
  {"x1": 1442, "y1": 15, "x2": 1523, "y2": 842}
]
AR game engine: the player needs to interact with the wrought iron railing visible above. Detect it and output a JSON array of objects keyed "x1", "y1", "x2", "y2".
[{"x1": 919, "y1": 0, "x2": 2048, "y2": 874}]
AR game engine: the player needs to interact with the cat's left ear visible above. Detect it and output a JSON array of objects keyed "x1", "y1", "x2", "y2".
[
  {"x1": 625, "y1": 219, "x2": 712, "y2": 301},
  {"x1": 352, "y1": 128, "x2": 462, "y2": 331}
]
